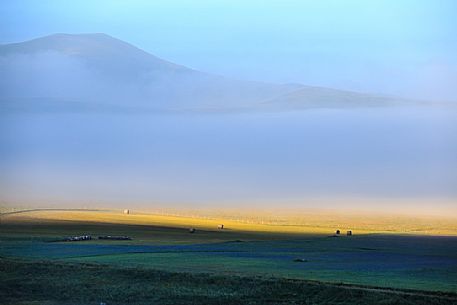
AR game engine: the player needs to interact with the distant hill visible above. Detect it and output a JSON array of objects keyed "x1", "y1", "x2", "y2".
[
  {"x1": 0, "y1": 33, "x2": 422, "y2": 112},
  {"x1": 261, "y1": 86, "x2": 416, "y2": 110}
]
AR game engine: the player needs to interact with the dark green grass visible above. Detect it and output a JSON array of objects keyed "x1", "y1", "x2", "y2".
[
  {"x1": 1, "y1": 258, "x2": 456, "y2": 305},
  {"x1": 67, "y1": 251, "x2": 457, "y2": 292},
  {"x1": 1, "y1": 219, "x2": 457, "y2": 301}
]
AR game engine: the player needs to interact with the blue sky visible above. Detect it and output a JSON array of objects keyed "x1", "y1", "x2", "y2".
[{"x1": 1, "y1": 0, "x2": 457, "y2": 100}]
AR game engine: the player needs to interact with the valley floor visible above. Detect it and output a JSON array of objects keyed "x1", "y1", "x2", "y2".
[{"x1": 1, "y1": 209, "x2": 457, "y2": 304}]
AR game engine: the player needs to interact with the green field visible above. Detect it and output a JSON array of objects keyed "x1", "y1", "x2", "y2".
[{"x1": 1, "y1": 210, "x2": 457, "y2": 304}]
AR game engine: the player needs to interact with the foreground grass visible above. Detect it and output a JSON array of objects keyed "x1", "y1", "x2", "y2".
[{"x1": 1, "y1": 258, "x2": 456, "y2": 305}]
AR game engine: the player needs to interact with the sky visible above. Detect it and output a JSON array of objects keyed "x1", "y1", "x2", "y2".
[{"x1": 1, "y1": 0, "x2": 456, "y2": 101}]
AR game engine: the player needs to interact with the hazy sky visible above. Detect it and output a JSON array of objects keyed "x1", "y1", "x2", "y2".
[{"x1": 1, "y1": 0, "x2": 456, "y2": 101}]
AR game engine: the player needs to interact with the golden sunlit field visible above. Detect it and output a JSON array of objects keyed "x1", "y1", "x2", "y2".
[{"x1": 2, "y1": 208, "x2": 456, "y2": 236}]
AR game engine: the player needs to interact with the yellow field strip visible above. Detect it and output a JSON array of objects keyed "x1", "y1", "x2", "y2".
[{"x1": 2, "y1": 209, "x2": 456, "y2": 236}]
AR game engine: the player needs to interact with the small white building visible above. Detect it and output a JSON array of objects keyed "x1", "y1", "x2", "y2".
[{"x1": 124, "y1": 209, "x2": 130, "y2": 215}]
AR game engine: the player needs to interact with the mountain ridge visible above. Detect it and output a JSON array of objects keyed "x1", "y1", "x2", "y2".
[{"x1": 0, "y1": 33, "x2": 429, "y2": 112}]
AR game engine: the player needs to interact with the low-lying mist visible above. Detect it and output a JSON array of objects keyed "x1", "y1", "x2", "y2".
[{"x1": 1, "y1": 105, "x2": 456, "y2": 215}]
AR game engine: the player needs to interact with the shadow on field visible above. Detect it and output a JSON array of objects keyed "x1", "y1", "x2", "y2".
[{"x1": 1, "y1": 258, "x2": 456, "y2": 305}]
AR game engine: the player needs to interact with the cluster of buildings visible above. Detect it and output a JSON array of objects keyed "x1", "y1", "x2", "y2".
[
  {"x1": 62, "y1": 235, "x2": 92, "y2": 242},
  {"x1": 61, "y1": 235, "x2": 132, "y2": 242}
]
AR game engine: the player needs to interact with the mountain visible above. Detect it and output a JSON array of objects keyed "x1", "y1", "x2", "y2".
[{"x1": 0, "y1": 33, "x2": 417, "y2": 112}]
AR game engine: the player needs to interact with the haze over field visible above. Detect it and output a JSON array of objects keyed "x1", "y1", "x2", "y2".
[{"x1": 0, "y1": 1, "x2": 456, "y2": 217}]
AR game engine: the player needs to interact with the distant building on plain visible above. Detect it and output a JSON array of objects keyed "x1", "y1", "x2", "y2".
[{"x1": 124, "y1": 209, "x2": 130, "y2": 214}]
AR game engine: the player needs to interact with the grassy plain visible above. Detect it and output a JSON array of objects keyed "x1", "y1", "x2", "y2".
[
  {"x1": 1, "y1": 209, "x2": 457, "y2": 304},
  {"x1": 3, "y1": 208, "x2": 457, "y2": 236}
]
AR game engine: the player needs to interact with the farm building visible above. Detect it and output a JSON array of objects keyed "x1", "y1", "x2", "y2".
[
  {"x1": 98, "y1": 235, "x2": 131, "y2": 240},
  {"x1": 189, "y1": 228, "x2": 196, "y2": 233},
  {"x1": 123, "y1": 209, "x2": 130, "y2": 214},
  {"x1": 218, "y1": 224, "x2": 224, "y2": 229},
  {"x1": 63, "y1": 235, "x2": 92, "y2": 242}
]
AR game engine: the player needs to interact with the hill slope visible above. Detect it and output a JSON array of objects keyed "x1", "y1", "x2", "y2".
[{"x1": 0, "y1": 33, "x2": 417, "y2": 112}]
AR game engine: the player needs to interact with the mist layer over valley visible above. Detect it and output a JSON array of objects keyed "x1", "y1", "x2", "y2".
[
  {"x1": 0, "y1": 34, "x2": 456, "y2": 216},
  {"x1": 1, "y1": 107, "x2": 456, "y2": 214}
]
